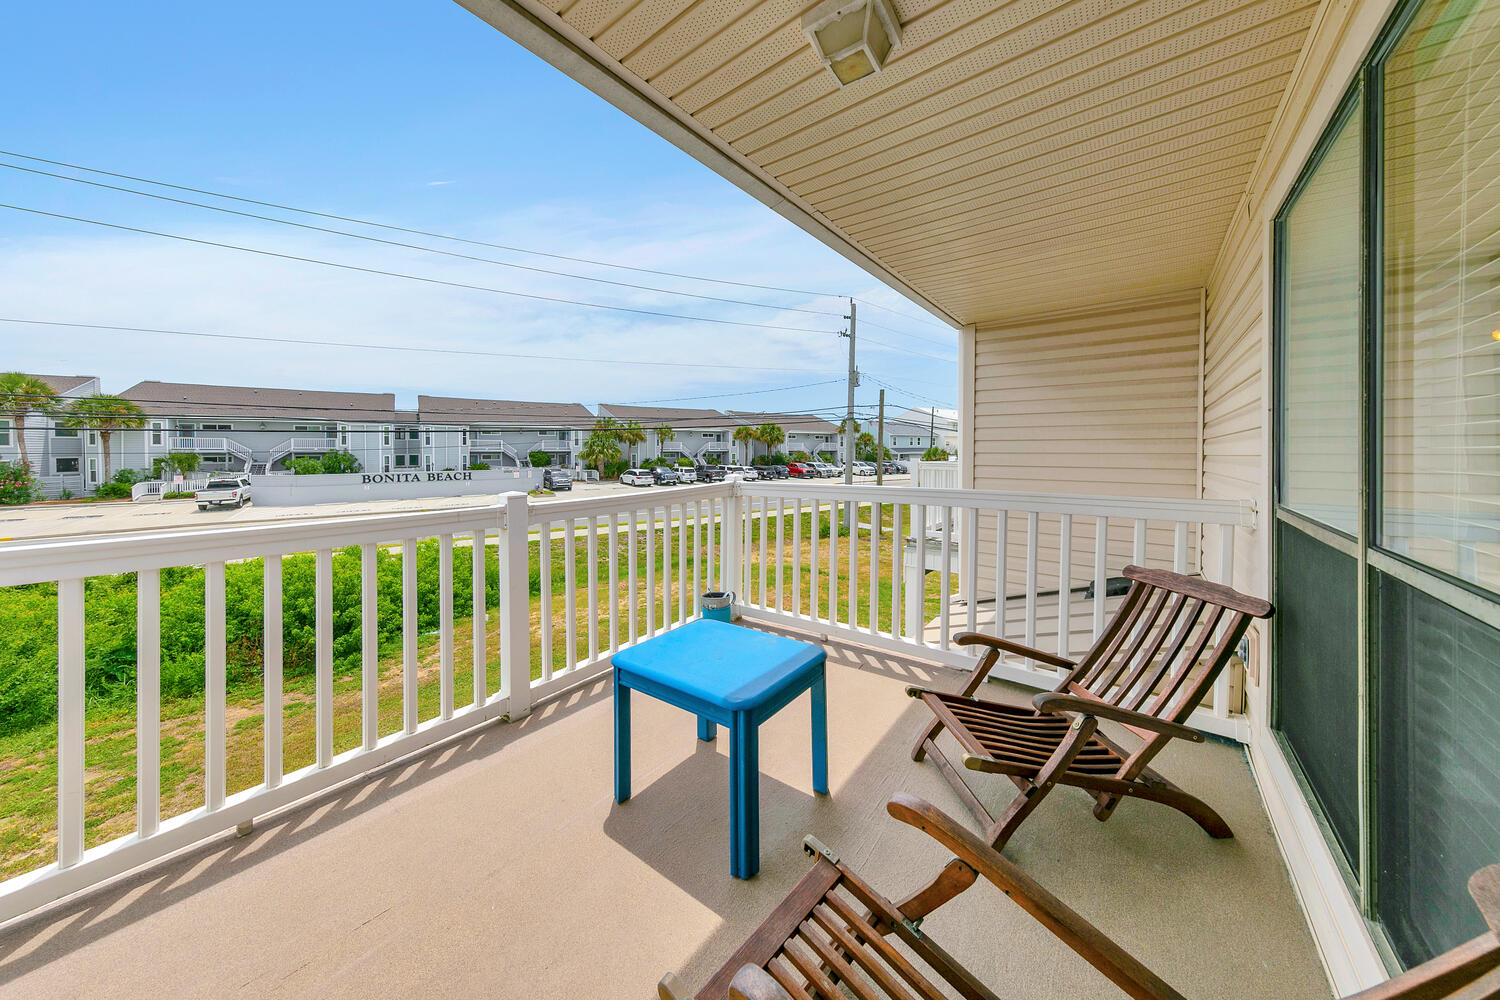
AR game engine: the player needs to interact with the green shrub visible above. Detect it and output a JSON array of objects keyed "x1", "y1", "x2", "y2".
[
  {"x1": 527, "y1": 450, "x2": 551, "y2": 468},
  {"x1": 319, "y1": 449, "x2": 360, "y2": 474},
  {"x1": 468, "y1": 461, "x2": 490, "y2": 470},
  {"x1": 161, "y1": 490, "x2": 194, "y2": 499},
  {"x1": 675, "y1": 457, "x2": 693, "y2": 467},
  {"x1": 94, "y1": 482, "x2": 133, "y2": 499},
  {"x1": 0, "y1": 540, "x2": 501, "y2": 736},
  {"x1": 789, "y1": 451, "x2": 810, "y2": 462},
  {"x1": 603, "y1": 459, "x2": 629, "y2": 479},
  {"x1": 289, "y1": 456, "x2": 323, "y2": 476},
  {"x1": 112, "y1": 468, "x2": 145, "y2": 485},
  {"x1": 921, "y1": 445, "x2": 952, "y2": 461},
  {"x1": 0, "y1": 461, "x2": 41, "y2": 505}
]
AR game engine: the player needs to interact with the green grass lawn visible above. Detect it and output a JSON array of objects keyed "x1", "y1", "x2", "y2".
[{"x1": 0, "y1": 503, "x2": 955, "y2": 880}]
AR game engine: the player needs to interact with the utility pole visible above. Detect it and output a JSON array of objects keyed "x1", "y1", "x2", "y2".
[
  {"x1": 842, "y1": 297, "x2": 858, "y2": 529},
  {"x1": 875, "y1": 389, "x2": 885, "y2": 485},
  {"x1": 928, "y1": 406, "x2": 936, "y2": 455}
]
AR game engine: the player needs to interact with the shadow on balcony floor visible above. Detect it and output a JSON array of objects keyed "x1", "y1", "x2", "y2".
[{"x1": 0, "y1": 630, "x2": 1331, "y2": 999}]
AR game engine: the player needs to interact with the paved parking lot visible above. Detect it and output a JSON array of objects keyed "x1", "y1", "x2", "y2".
[{"x1": 0, "y1": 475, "x2": 913, "y2": 542}]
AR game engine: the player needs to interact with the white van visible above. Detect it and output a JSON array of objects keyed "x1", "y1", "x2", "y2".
[{"x1": 620, "y1": 468, "x2": 655, "y2": 487}]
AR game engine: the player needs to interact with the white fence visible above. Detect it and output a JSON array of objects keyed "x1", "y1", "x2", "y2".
[
  {"x1": 0, "y1": 478, "x2": 1253, "y2": 923},
  {"x1": 130, "y1": 476, "x2": 214, "y2": 501}
]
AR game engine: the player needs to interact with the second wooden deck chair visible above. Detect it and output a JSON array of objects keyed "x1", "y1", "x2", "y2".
[
  {"x1": 659, "y1": 792, "x2": 1500, "y2": 1000},
  {"x1": 909, "y1": 565, "x2": 1273, "y2": 852}
]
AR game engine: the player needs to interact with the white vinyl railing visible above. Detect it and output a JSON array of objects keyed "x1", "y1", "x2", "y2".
[
  {"x1": 730, "y1": 481, "x2": 1254, "y2": 736},
  {"x1": 130, "y1": 475, "x2": 214, "y2": 501},
  {"x1": 0, "y1": 478, "x2": 1253, "y2": 924}
]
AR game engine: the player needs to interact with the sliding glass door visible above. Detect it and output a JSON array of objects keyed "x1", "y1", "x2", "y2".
[{"x1": 1274, "y1": 0, "x2": 1500, "y2": 968}]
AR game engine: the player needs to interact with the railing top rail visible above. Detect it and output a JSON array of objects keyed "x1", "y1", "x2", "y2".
[
  {"x1": 0, "y1": 499, "x2": 512, "y2": 586},
  {"x1": 736, "y1": 481, "x2": 1255, "y2": 526},
  {"x1": 528, "y1": 481, "x2": 731, "y2": 522}
]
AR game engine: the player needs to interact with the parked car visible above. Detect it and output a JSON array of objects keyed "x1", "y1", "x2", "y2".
[
  {"x1": 651, "y1": 466, "x2": 680, "y2": 485},
  {"x1": 695, "y1": 465, "x2": 725, "y2": 482},
  {"x1": 762, "y1": 464, "x2": 789, "y2": 479},
  {"x1": 813, "y1": 462, "x2": 837, "y2": 477},
  {"x1": 787, "y1": 462, "x2": 814, "y2": 477},
  {"x1": 195, "y1": 476, "x2": 251, "y2": 510},
  {"x1": 620, "y1": 468, "x2": 654, "y2": 487},
  {"x1": 542, "y1": 468, "x2": 572, "y2": 491},
  {"x1": 675, "y1": 466, "x2": 697, "y2": 483},
  {"x1": 725, "y1": 465, "x2": 759, "y2": 480}
]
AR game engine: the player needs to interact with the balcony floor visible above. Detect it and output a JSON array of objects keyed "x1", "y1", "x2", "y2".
[{"x1": 0, "y1": 628, "x2": 1330, "y2": 999}]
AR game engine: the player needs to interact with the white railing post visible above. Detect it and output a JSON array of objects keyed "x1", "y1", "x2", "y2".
[
  {"x1": 500, "y1": 492, "x2": 532, "y2": 719},
  {"x1": 723, "y1": 482, "x2": 742, "y2": 609},
  {"x1": 904, "y1": 503, "x2": 925, "y2": 641},
  {"x1": 57, "y1": 578, "x2": 85, "y2": 868},
  {"x1": 1213, "y1": 522, "x2": 1238, "y2": 718},
  {"x1": 137, "y1": 568, "x2": 161, "y2": 837},
  {"x1": 206, "y1": 561, "x2": 227, "y2": 808}
]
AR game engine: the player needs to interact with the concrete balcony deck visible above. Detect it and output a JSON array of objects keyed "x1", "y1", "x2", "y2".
[{"x1": 0, "y1": 627, "x2": 1330, "y2": 999}]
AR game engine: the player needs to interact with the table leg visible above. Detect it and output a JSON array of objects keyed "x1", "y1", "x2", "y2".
[
  {"x1": 698, "y1": 716, "x2": 717, "y2": 741},
  {"x1": 614, "y1": 675, "x2": 631, "y2": 803},
  {"x1": 729, "y1": 712, "x2": 759, "y2": 879},
  {"x1": 811, "y1": 671, "x2": 828, "y2": 795}
]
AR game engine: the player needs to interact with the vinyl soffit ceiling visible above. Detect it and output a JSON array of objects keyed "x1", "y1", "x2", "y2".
[{"x1": 462, "y1": 0, "x2": 1323, "y2": 326}]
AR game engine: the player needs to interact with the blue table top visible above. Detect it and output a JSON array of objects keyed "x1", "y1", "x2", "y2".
[{"x1": 612, "y1": 620, "x2": 825, "y2": 711}]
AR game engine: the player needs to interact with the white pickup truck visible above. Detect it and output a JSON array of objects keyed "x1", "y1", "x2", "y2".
[{"x1": 195, "y1": 476, "x2": 252, "y2": 510}]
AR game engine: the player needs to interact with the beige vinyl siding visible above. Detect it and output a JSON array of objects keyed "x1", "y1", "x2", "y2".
[{"x1": 970, "y1": 290, "x2": 1202, "y2": 631}]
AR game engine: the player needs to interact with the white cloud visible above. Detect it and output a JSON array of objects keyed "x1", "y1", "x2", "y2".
[{"x1": 0, "y1": 196, "x2": 951, "y2": 416}]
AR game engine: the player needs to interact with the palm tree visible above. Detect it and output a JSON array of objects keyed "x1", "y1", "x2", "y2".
[
  {"x1": 579, "y1": 430, "x2": 621, "y2": 477},
  {"x1": 62, "y1": 394, "x2": 147, "y2": 483},
  {"x1": 756, "y1": 423, "x2": 785, "y2": 461},
  {"x1": 732, "y1": 425, "x2": 757, "y2": 464},
  {"x1": 654, "y1": 424, "x2": 675, "y2": 462},
  {"x1": 619, "y1": 420, "x2": 647, "y2": 464},
  {"x1": 0, "y1": 373, "x2": 58, "y2": 471}
]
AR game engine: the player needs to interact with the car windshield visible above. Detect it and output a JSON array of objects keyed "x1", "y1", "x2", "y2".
[{"x1": 204, "y1": 481, "x2": 240, "y2": 490}]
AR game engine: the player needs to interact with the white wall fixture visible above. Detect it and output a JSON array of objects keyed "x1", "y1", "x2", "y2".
[{"x1": 802, "y1": 0, "x2": 902, "y2": 87}]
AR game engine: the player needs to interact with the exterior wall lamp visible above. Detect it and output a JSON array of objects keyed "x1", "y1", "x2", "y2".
[{"x1": 802, "y1": 0, "x2": 902, "y2": 87}]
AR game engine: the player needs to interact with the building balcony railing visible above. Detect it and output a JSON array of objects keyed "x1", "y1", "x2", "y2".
[{"x1": 0, "y1": 479, "x2": 1253, "y2": 926}]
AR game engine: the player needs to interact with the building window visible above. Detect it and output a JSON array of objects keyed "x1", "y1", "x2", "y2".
[
  {"x1": 383, "y1": 455, "x2": 391, "y2": 472},
  {"x1": 202, "y1": 424, "x2": 231, "y2": 431},
  {"x1": 150, "y1": 422, "x2": 162, "y2": 446},
  {"x1": 409, "y1": 430, "x2": 419, "y2": 440},
  {"x1": 424, "y1": 431, "x2": 432, "y2": 446},
  {"x1": 54, "y1": 427, "x2": 77, "y2": 438},
  {"x1": 461, "y1": 429, "x2": 468, "y2": 446},
  {"x1": 0, "y1": 420, "x2": 9, "y2": 446},
  {"x1": 382, "y1": 429, "x2": 390, "y2": 446},
  {"x1": 424, "y1": 456, "x2": 432, "y2": 471},
  {"x1": 56, "y1": 458, "x2": 79, "y2": 473},
  {"x1": 88, "y1": 458, "x2": 98, "y2": 484}
]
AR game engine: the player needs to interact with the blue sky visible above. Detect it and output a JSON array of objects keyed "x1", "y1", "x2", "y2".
[{"x1": 0, "y1": 0, "x2": 956, "y2": 423}]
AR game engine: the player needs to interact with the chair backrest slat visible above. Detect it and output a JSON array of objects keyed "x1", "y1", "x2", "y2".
[{"x1": 1064, "y1": 566, "x2": 1271, "y2": 732}]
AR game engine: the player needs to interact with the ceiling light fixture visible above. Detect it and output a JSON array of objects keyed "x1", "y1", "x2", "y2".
[{"x1": 802, "y1": 0, "x2": 902, "y2": 87}]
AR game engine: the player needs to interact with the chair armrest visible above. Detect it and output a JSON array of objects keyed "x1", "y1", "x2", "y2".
[
  {"x1": 886, "y1": 793, "x2": 1188, "y2": 1000},
  {"x1": 728, "y1": 966, "x2": 793, "y2": 1000},
  {"x1": 954, "y1": 631, "x2": 1077, "y2": 671},
  {"x1": 1031, "y1": 693, "x2": 1204, "y2": 743}
]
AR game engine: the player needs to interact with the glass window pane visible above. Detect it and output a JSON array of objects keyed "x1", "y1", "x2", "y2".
[
  {"x1": 1375, "y1": 570, "x2": 1500, "y2": 965},
  {"x1": 1382, "y1": 0, "x2": 1500, "y2": 592},
  {"x1": 1281, "y1": 95, "x2": 1364, "y2": 534}
]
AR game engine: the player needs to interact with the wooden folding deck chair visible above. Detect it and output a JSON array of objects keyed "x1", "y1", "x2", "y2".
[
  {"x1": 659, "y1": 793, "x2": 1500, "y2": 1000},
  {"x1": 909, "y1": 565, "x2": 1273, "y2": 852}
]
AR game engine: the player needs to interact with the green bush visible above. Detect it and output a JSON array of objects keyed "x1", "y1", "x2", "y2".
[
  {"x1": 603, "y1": 459, "x2": 630, "y2": 479},
  {"x1": 94, "y1": 482, "x2": 133, "y2": 499},
  {"x1": 112, "y1": 468, "x2": 145, "y2": 485},
  {"x1": 789, "y1": 451, "x2": 810, "y2": 462},
  {"x1": 319, "y1": 449, "x2": 360, "y2": 474},
  {"x1": 0, "y1": 461, "x2": 41, "y2": 505},
  {"x1": 0, "y1": 540, "x2": 500, "y2": 736},
  {"x1": 288, "y1": 457, "x2": 323, "y2": 476},
  {"x1": 921, "y1": 445, "x2": 952, "y2": 461},
  {"x1": 467, "y1": 461, "x2": 490, "y2": 470},
  {"x1": 675, "y1": 457, "x2": 693, "y2": 467},
  {"x1": 162, "y1": 490, "x2": 194, "y2": 499},
  {"x1": 527, "y1": 450, "x2": 551, "y2": 468}
]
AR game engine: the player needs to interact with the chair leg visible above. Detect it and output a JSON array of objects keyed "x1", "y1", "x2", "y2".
[
  {"x1": 911, "y1": 717, "x2": 944, "y2": 762},
  {"x1": 983, "y1": 716, "x2": 1098, "y2": 852},
  {"x1": 1118, "y1": 774, "x2": 1234, "y2": 839},
  {"x1": 919, "y1": 737, "x2": 996, "y2": 832}
]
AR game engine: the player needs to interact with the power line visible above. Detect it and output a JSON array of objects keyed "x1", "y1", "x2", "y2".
[
  {"x1": 0, "y1": 149, "x2": 841, "y2": 299},
  {"x1": 0, "y1": 160, "x2": 845, "y2": 318},
  {"x1": 621, "y1": 379, "x2": 844, "y2": 405},
  {"x1": 863, "y1": 374, "x2": 956, "y2": 410},
  {"x1": 857, "y1": 334, "x2": 956, "y2": 364},
  {"x1": 0, "y1": 204, "x2": 844, "y2": 336},
  {"x1": 0, "y1": 318, "x2": 845, "y2": 374},
  {"x1": 853, "y1": 296, "x2": 956, "y2": 331},
  {"x1": 853, "y1": 315, "x2": 956, "y2": 348}
]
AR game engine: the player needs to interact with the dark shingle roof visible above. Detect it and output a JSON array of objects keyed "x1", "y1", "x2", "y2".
[
  {"x1": 122, "y1": 381, "x2": 396, "y2": 422},
  {"x1": 417, "y1": 396, "x2": 596, "y2": 428},
  {"x1": 596, "y1": 404, "x2": 727, "y2": 429},
  {"x1": 727, "y1": 411, "x2": 839, "y2": 434}
]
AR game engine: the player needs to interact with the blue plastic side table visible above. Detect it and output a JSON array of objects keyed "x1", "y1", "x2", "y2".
[{"x1": 611, "y1": 619, "x2": 828, "y2": 879}]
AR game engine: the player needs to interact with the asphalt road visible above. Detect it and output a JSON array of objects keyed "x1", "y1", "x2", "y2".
[{"x1": 0, "y1": 475, "x2": 915, "y2": 542}]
